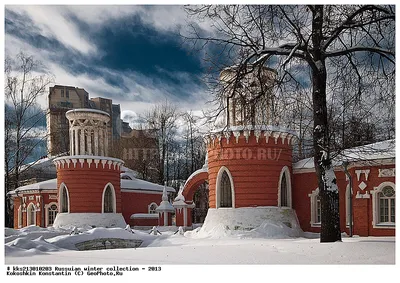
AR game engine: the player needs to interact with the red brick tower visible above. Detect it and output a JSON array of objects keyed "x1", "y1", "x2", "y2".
[
  {"x1": 181, "y1": 65, "x2": 303, "y2": 233},
  {"x1": 52, "y1": 109, "x2": 125, "y2": 228}
]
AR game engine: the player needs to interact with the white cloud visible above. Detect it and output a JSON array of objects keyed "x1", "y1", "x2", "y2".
[{"x1": 7, "y1": 6, "x2": 96, "y2": 54}]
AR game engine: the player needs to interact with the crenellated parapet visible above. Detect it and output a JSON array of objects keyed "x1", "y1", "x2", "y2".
[
  {"x1": 53, "y1": 156, "x2": 124, "y2": 171},
  {"x1": 205, "y1": 125, "x2": 297, "y2": 148}
]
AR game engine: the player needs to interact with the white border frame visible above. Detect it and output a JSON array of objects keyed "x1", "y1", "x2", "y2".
[
  {"x1": 59, "y1": 183, "x2": 70, "y2": 213},
  {"x1": 277, "y1": 166, "x2": 292, "y2": 208},
  {"x1": 371, "y1": 181, "x2": 395, "y2": 229},
  {"x1": 215, "y1": 166, "x2": 235, "y2": 209},
  {"x1": 102, "y1": 183, "x2": 116, "y2": 213},
  {"x1": 17, "y1": 205, "x2": 22, "y2": 228}
]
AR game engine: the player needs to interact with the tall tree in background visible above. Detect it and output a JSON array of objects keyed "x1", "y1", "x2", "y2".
[
  {"x1": 184, "y1": 5, "x2": 395, "y2": 242},
  {"x1": 143, "y1": 101, "x2": 179, "y2": 185},
  {"x1": 4, "y1": 52, "x2": 54, "y2": 227}
]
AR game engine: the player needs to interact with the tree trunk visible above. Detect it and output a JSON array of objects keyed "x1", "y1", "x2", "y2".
[{"x1": 311, "y1": 5, "x2": 341, "y2": 243}]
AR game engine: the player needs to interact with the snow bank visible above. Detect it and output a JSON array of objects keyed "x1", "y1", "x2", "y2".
[
  {"x1": 186, "y1": 207, "x2": 303, "y2": 239},
  {"x1": 52, "y1": 213, "x2": 127, "y2": 229}
]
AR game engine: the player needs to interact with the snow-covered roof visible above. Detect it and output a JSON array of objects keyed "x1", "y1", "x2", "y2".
[
  {"x1": 121, "y1": 178, "x2": 175, "y2": 193},
  {"x1": 293, "y1": 139, "x2": 395, "y2": 170},
  {"x1": 8, "y1": 179, "x2": 58, "y2": 195},
  {"x1": 130, "y1": 213, "x2": 159, "y2": 219},
  {"x1": 210, "y1": 124, "x2": 297, "y2": 136}
]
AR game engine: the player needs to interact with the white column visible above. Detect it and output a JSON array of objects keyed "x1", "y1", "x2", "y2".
[
  {"x1": 69, "y1": 128, "x2": 73, "y2": 155},
  {"x1": 164, "y1": 212, "x2": 168, "y2": 226},
  {"x1": 75, "y1": 128, "x2": 79, "y2": 155},
  {"x1": 94, "y1": 129, "x2": 99, "y2": 156},
  {"x1": 99, "y1": 129, "x2": 104, "y2": 156},
  {"x1": 80, "y1": 127, "x2": 85, "y2": 155},
  {"x1": 104, "y1": 124, "x2": 109, "y2": 156},
  {"x1": 183, "y1": 207, "x2": 187, "y2": 227},
  {"x1": 87, "y1": 128, "x2": 92, "y2": 155}
]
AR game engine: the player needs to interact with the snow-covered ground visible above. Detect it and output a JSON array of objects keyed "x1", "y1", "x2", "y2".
[{"x1": 5, "y1": 225, "x2": 395, "y2": 265}]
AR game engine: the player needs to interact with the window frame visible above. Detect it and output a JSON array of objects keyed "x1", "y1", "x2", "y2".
[
  {"x1": 59, "y1": 183, "x2": 70, "y2": 213},
  {"x1": 26, "y1": 202, "x2": 36, "y2": 226},
  {"x1": 371, "y1": 181, "x2": 395, "y2": 229},
  {"x1": 278, "y1": 166, "x2": 292, "y2": 208},
  {"x1": 148, "y1": 202, "x2": 158, "y2": 214},
  {"x1": 215, "y1": 166, "x2": 235, "y2": 209},
  {"x1": 308, "y1": 188, "x2": 321, "y2": 227},
  {"x1": 102, "y1": 183, "x2": 116, "y2": 213}
]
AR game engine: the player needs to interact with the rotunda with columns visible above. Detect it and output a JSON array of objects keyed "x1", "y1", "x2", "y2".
[{"x1": 52, "y1": 109, "x2": 126, "y2": 228}]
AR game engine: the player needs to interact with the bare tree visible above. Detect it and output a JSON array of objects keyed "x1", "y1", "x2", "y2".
[
  {"x1": 142, "y1": 100, "x2": 179, "y2": 184},
  {"x1": 4, "y1": 52, "x2": 54, "y2": 227},
  {"x1": 184, "y1": 5, "x2": 395, "y2": 242}
]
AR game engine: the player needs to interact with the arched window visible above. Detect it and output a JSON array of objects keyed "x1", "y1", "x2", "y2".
[
  {"x1": 278, "y1": 166, "x2": 292, "y2": 207},
  {"x1": 371, "y1": 182, "x2": 395, "y2": 228},
  {"x1": 216, "y1": 166, "x2": 235, "y2": 208},
  {"x1": 47, "y1": 204, "x2": 58, "y2": 226},
  {"x1": 378, "y1": 186, "x2": 395, "y2": 224},
  {"x1": 148, "y1": 202, "x2": 158, "y2": 214},
  {"x1": 27, "y1": 203, "x2": 36, "y2": 226},
  {"x1": 102, "y1": 183, "x2": 116, "y2": 213},
  {"x1": 59, "y1": 183, "x2": 70, "y2": 213}
]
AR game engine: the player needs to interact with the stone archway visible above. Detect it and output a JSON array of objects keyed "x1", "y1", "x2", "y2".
[{"x1": 182, "y1": 170, "x2": 209, "y2": 225}]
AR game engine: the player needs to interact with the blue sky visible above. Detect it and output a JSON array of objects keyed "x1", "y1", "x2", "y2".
[{"x1": 4, "y1": 5, "x2": 218, "y2": 125}]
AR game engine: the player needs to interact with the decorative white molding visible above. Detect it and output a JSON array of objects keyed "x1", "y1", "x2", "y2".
[
  {"x1": 224, "y1": 131, "x2": 231, "y2": 144},
  {"x1": 378, "y1": 168, "x2": 395, "y2": 178},
  {"x1": 243, "y1": 130, "x2": 250, "y2": 143},
  {"x1": 79, "y1": 158, "x2": 85, "y2": 168},
  {"x1": 355, "y1": 191, "x2": 370, "y2": 199},
  {"x1": 233, "y1": 131, "x2": 241, "y2": 143},
  {"x1": 272, "y1": 132, "x2": 280, "y2": 144},
  {"x1": 49, "y1": 195, "x2": 57, "y2": 200},
  {"x1": 355, "y1": 169, "x2": 370, "y2": 181},
  {"x1": 87, "y1": 158, "x2": 93, "y2": 168},
  {"x1": 264, "y1": 131, "x2": 271, "y2": 143},
  {"x1": 254, "y1": 130, "x2": 261, "y2": 143},
  {"x1": 280, "y1": 132, "x2": 288, "y2": 145},
  {"x1": 29, "y1": 196, "x2": 34, "y2": 201},
  {"x1": 358, "y1": 181, "x2": 367, "y2": 191}
]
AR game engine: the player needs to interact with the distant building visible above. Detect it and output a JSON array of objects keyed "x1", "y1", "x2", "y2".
[{"x1": 46, "y1": 85, "x2": 122, "y2": 157}]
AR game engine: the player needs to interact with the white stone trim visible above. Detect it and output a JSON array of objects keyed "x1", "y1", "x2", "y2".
[
  {"x1": 45, "y1": 202, "x2": 58, "y2": 227},
  {"x1": 102, "y1": 183, "x2": 117, "y2": 213},
  {"x1": 277, "y1": 166, "x2": 292, "y2": 208},
  {"x1": 215, "y1": 166, "x2": 235, "y2": 209},
  {"x1": 378, "y1": 168, "x2": 395, "y2": 178},
  {"x1": 59, "y1": 183, "x2": 70, "y2": 213},
  {"x1": 26, "y1": 202, "x2": 36, "y2": 226},
  {"x1": 371, "y1": 181, "x2": 395, "y2": 229},
  {"x1": 308, "y1": 188, "x2": 320, "y2": 227}
]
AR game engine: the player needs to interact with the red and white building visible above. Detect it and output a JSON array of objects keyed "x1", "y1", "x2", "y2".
[{"x1": 8, "y1": 68, "x2": 395, "y2": 236}]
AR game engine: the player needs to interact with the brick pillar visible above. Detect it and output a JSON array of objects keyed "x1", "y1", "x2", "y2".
[{"x1": 353, "y1": 198, "x2": 369, "y2": 236}]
